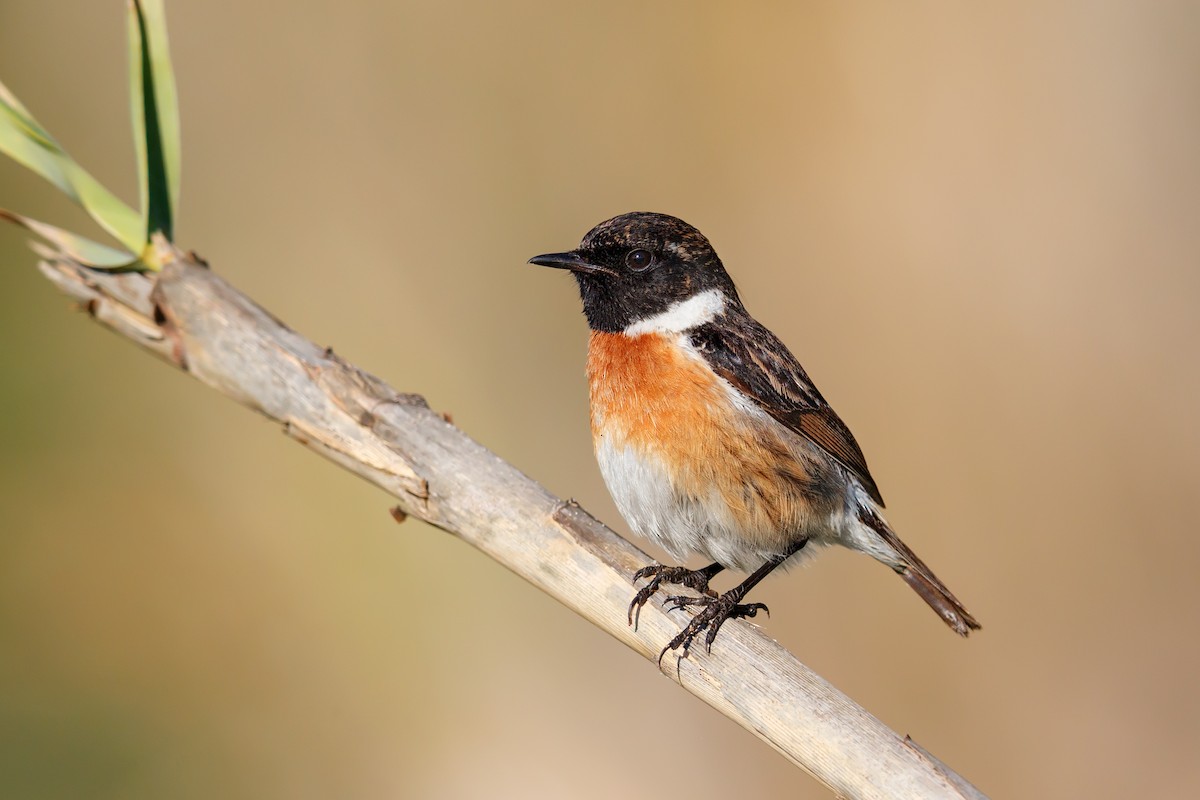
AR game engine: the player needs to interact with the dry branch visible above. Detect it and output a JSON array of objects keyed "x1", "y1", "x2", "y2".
[{"x1": 31, "y1": 240, "x2": 986, "y2": 800}]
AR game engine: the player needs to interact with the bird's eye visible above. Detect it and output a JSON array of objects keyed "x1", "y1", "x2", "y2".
[{"x1": 625, "y1": 248, "x2": 653, "y2": 271}]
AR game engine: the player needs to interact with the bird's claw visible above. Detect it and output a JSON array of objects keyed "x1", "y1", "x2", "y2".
[
  {"x1": 627, "y1": 564, "x2": 718, "y2": 630},
  {"x1": 655, "y1": 594, "x2": 770, "y2": 665}
]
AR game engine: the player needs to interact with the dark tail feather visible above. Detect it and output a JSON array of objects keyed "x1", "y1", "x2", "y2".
[
  {"x1": 900, "y1": 566, "x2": 981, "y2": 637},
  {"x1": 858, "y1": 508, "x2": 981, "y2": 636}
]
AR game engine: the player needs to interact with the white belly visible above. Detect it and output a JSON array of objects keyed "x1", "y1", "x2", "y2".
[{"x1": 595, "y1": 436, "x2": 818, "y2": 572}]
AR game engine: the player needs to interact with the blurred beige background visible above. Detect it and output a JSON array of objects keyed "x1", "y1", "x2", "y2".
[{"x1": 2, "y1": 1, "x2": 1198, "y2": 798}]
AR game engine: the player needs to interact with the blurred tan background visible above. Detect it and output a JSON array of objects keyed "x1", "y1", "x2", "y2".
[{"x1": 2, "y1": 1, "x2": 1198, "y2": 798}]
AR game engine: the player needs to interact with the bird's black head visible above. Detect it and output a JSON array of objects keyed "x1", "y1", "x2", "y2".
[{"x1": 529, "y1": 212, "x2": 742, "y2": 333}]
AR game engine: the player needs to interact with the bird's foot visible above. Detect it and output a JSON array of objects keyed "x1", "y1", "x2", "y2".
[
  {"x1": 627, "y1": 564, "x2": 719, "y2": 630},
  {"x1": 658, "y1": 593, "x2": 769, "y2": 662}
]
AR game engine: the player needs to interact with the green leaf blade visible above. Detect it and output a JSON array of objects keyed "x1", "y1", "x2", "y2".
[
  {"x1": 0, "y1": 80, "x2": 145, "y2": 253},
  {"x1": 0, "y1": 209, "x2": 139, "y2": 269},
  {"x1": 129, "y1": 0, "x2": 181, "y2": 243}
]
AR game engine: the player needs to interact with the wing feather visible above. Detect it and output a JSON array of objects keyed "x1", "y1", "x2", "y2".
[{"x1": 690, "y1": 313, "x2": 885, "y2": 506}]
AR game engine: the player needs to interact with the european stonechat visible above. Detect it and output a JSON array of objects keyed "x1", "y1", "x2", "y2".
[{"x1": 530, "y1": 212, "x2": 979, "y2": 657}]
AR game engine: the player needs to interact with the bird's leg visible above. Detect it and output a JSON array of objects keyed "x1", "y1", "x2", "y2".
[
  {"x1": 660, "y1": 538, "x2": 809, "y2": 661},
  {"x1": 627, "y1": 561, "x2": 725, "y2": 630}
]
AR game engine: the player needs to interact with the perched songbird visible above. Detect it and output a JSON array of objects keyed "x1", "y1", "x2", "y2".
[{"x1": 530, "y1": 212, "x2": 979, "y2": 657}]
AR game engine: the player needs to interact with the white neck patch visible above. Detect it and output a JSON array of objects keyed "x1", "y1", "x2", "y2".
[{"x1": 623, "y1": 289, "x2": 725, "y2": 336}]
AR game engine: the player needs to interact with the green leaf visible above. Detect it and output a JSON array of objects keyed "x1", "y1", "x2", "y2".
[
  {"x1": 0, "y1": 1, "x2": 184, "y2": 271},
  {"x1": 0, "y1": 209, "x2": 139, "y2": 269},
  {"x1": 129, "y1": 0, "x2": 181, "y2": 243},
  {"x1": 0, "y1": 81, "x2": 144, "y2": 254}
]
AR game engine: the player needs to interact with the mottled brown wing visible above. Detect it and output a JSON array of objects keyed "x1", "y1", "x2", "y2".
[{"x1": 689, "y1": 313, "x2": 885, "y2": 506}]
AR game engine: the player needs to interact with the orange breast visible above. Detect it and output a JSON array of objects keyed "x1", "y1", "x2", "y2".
[
  {"x1": 587, "y1": 331, "x2": 729, "y2": 450},
  {"x1": 586, "y1": 331, "x2": 833, "y2": 549}
]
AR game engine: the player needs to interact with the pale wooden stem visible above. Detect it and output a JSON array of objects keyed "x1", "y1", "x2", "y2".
[{"x1": 32, "y1": 242, "x2": 986, "y2": 800}]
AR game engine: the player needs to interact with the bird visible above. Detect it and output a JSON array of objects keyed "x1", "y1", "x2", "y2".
[{"x1": 529, "y1": 212, "x2": 979, "y2": 658}]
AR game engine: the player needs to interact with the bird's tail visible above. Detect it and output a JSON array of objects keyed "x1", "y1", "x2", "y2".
[{"x1": 857, "y1": 507, "x2": 981, "y2": 636}]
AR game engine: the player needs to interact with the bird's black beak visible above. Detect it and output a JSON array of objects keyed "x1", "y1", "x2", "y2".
[{"x1": 528, "y1": 250, "x2": 616, "y2": 277}]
